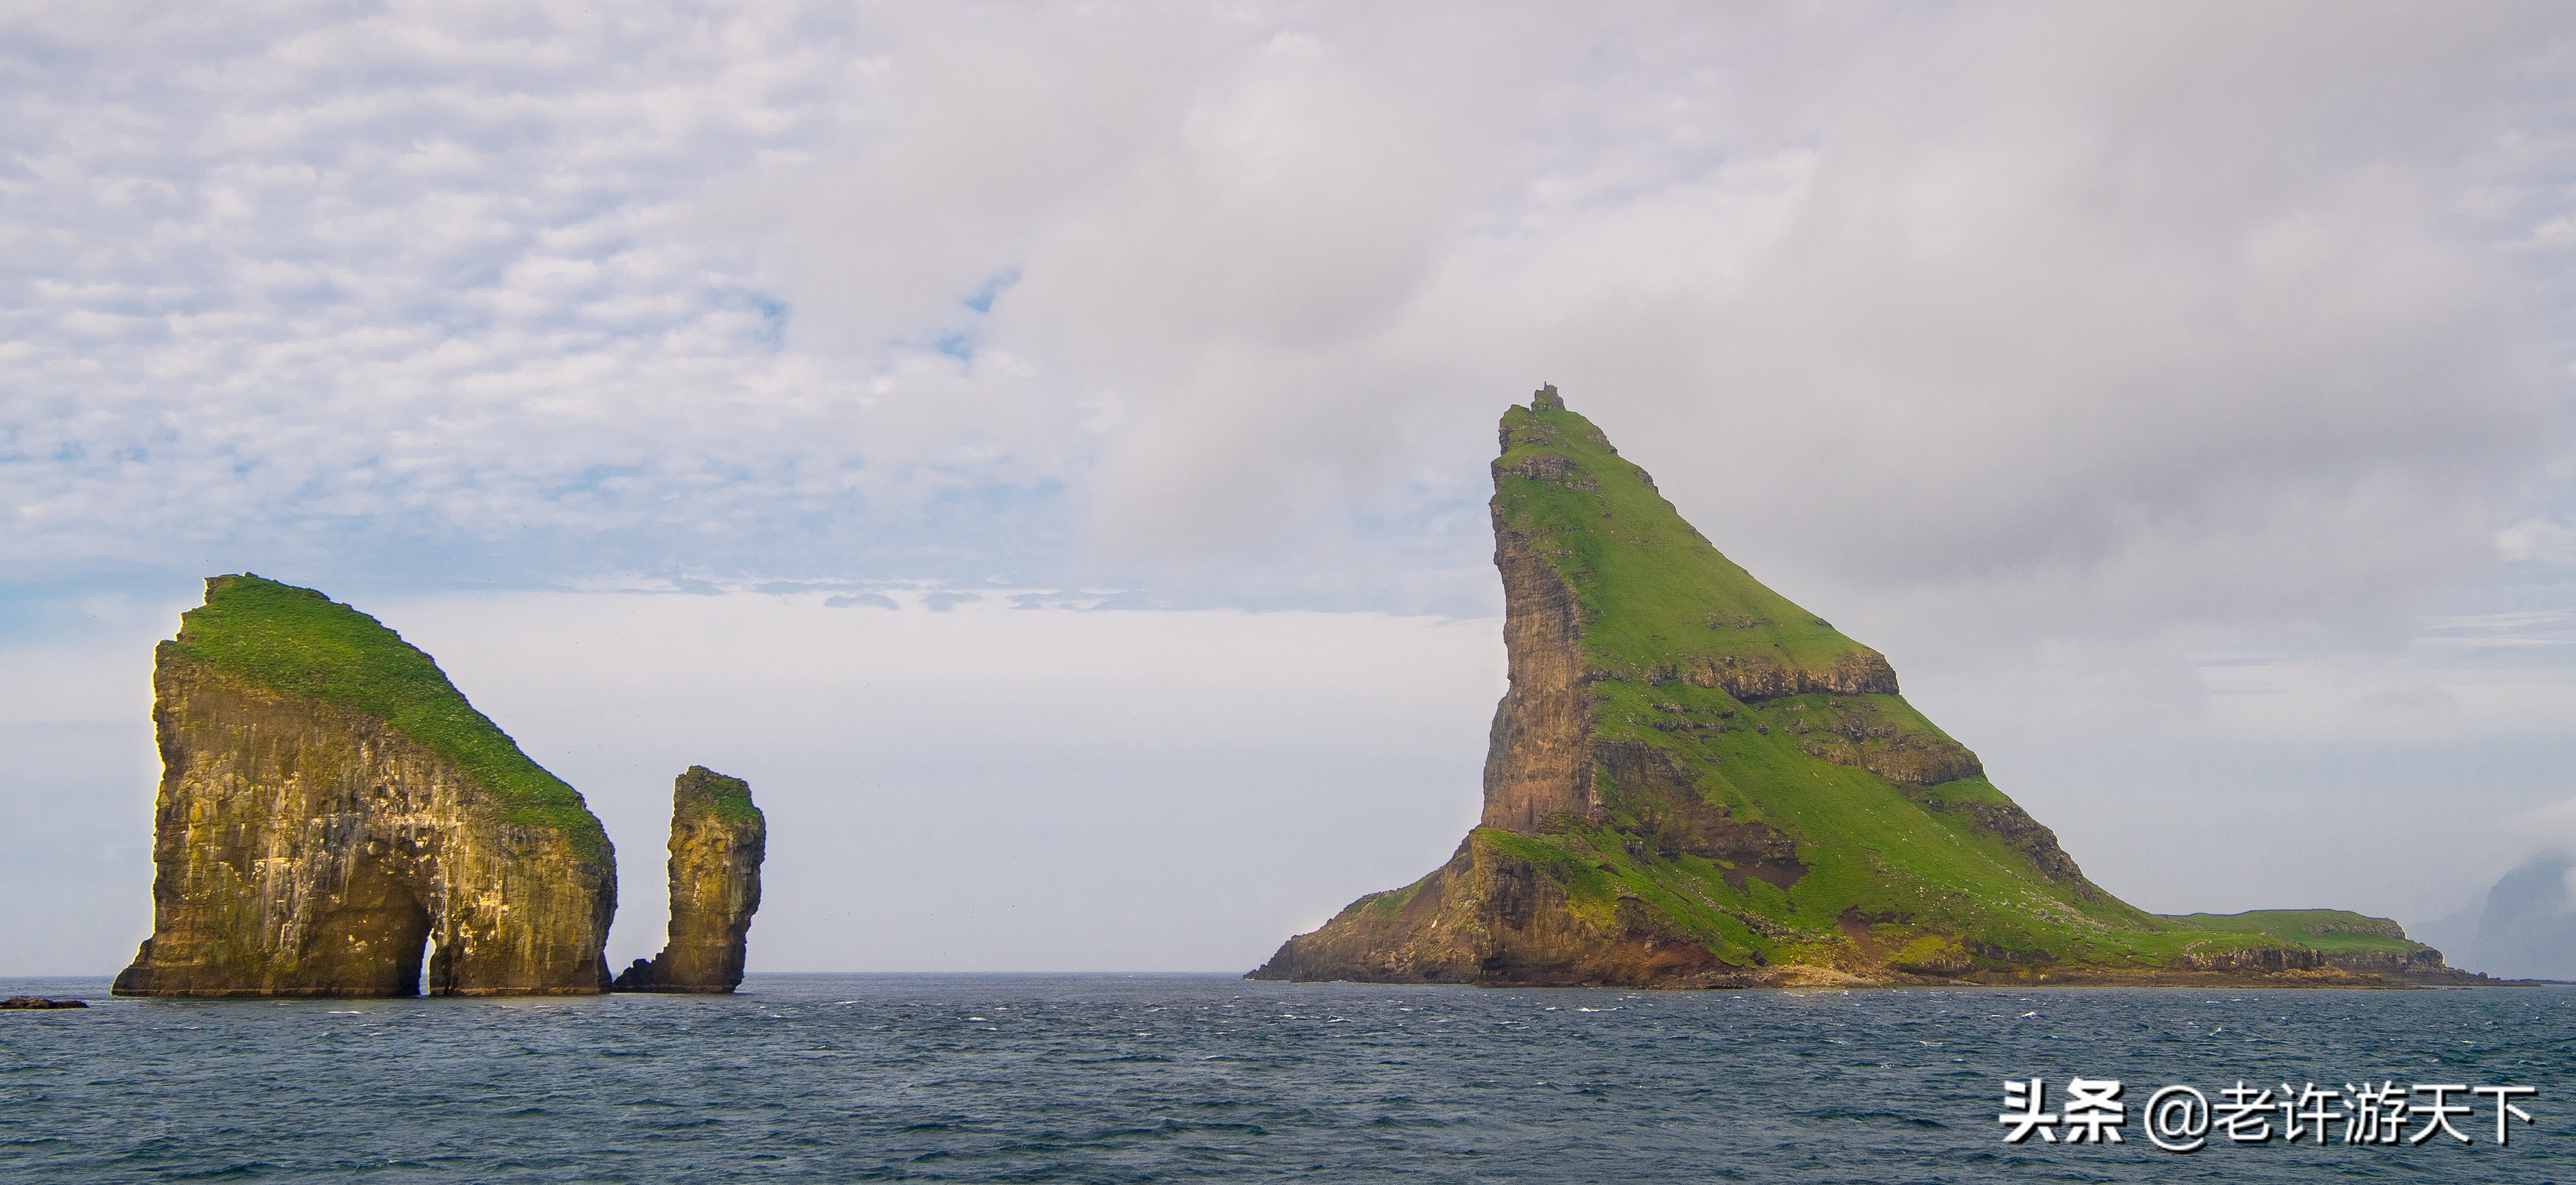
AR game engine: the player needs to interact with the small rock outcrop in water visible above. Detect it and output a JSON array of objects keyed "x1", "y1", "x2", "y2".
[
  {"x1": 113, "y1": 575, "x2": 616, "y2": 998},
  {"x1": 613, "y1": 767, "x2": 765, "y2": 993},
  {"x1": 1, "y1": 997, "x2": 88, "y2": 1009},
  {"x1": 1251, "y1": 388, "x2": 2470, "y2": 988}
]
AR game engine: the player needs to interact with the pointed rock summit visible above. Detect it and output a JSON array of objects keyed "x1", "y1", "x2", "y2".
[
  {"x1": 613, "y1": 767, "x2": 765, "y2": 993},
  {"x1": 115, "y1": 575, "x2": 616, "y2": 997},
  {"x1": 1252, "y1": 387, "x2": 2463, "y2": 987}
]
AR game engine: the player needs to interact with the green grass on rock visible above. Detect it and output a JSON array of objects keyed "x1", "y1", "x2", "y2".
[
  {"x1": 1470, "y1": 395, "x2": 2436, "y2": 976},
  {"x1": 167, "y1": 574, "x2": 609, "y2": 859}
]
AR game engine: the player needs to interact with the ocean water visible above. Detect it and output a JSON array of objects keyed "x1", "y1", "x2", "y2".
[{"x1": 1, "y1": 974, "x2": 2567, "y2": 1182}]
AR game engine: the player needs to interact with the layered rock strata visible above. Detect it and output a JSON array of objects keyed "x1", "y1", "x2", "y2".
[
  {"x1": 613, "y1": 767, "x2": 765, "y2": 993},
  {"x1": 1252, "y1": 387, "x2": 2461, "y2": 988},
  {"x1": 114, "y1": 576, "x2": 616, "y2": 997}
]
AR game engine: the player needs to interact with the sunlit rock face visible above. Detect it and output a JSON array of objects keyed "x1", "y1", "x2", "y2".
[
  {"x1": 113, "y1": 576, "x2": 616, "y2": 998},
  {"x1": 613, "y1": 767, "x2": 765, "y2": 994}
]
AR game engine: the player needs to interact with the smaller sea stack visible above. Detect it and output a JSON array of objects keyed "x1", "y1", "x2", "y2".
[{"x1": 613, "y1": 767, "x2": 765, "y2": 993}]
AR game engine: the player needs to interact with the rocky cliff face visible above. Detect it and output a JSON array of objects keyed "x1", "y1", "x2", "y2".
[
  {"x1": 1246, "y1": 832, "x2": 1758, "y2": 988},
  {"x1": 1253, "y1": 388, "x2": 2457, "y2": 988},
  {"x1": 113, "y1": 576, "x2": 616, "y2": 998},
  {"x1": 613, "y1": 767, "x2": 765, "y2": 993},
  {"x1": 1478, "y1": 515, "x2": 1592, "y2": 833}
]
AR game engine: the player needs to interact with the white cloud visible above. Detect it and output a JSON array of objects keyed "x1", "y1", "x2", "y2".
[
  {"x1": 6, "y1": 2, "x2": 2564, "y2": 629},
  {"x1": 2513, "y1": 796, "x2": 2576, "y2": 853},
  {"x1": 723, "y1": 2, "x2": 2576, "y2": 644},
  {"x1": 0, "y1": 2, "x2": 1099, "y2": 581},
  {"x1": 2499, "y1": 517, "x2": 2576, "y2": 563}
]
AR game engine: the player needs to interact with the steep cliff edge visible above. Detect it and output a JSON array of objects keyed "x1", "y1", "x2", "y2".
[
  {"x1": 613, "y1": 767, "x2": 765, "y2": 993},
  {"x1": 1253, "y1": 387, "x2": 2464, "y2": 988},
  {"x1": 114, "y1": 575, "x2": 616, "y2": 997}
]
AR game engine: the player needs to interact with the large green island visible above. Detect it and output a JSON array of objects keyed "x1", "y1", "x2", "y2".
[{"x1": 1252, "y1": 387, "x2": 2485, "y2": 988}]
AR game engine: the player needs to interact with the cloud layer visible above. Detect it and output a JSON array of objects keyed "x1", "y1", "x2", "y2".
[{"x1": 7, "y1": 3, "x2": 2567, "y2": 618}]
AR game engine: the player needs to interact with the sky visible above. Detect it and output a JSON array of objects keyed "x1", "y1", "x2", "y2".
[{"x1": 6, "y1": 1, "x2": 2576, "y2": 978}]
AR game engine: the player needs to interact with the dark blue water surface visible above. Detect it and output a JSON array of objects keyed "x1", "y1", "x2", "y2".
[{"x1": 1, "y1": 974, "x2": 2568, "y2": 1182}]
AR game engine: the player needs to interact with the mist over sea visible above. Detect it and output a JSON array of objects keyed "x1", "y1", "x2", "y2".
[{"x1": 3, "y1": 975, "x2": 2567, "y2": 1182}]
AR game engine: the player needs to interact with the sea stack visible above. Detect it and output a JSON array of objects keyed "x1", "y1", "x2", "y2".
[
  {"x1": 1251, "y1": 387, "x2": 2459, "y2": 987},
  {"x1": 114, "y1": 575, "x2": 616, "y2": 997},
  {"x1": 612, "y1": 767, "x2": 765, "y2": 993}
]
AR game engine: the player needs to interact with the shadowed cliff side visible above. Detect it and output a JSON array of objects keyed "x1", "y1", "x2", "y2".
[
  {"x1": 114, "y1": 575, "x2": 616, "y2": 997},
  {"x1": 614, "y1": 767, "x2": 766, "y2": 993},
  {"x1": 1253, "y1": 387, "x2": 2467, "y2": 988}
]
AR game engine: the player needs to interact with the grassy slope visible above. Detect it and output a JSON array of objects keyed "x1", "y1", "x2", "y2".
[
  {"x1": 676, "y1": 766, "x2": 763, "y2": 825},
  {"x1": 167, "y1": 574, "x2": 609, "y2": 858},
  {"x1": 2160, "y1": 909, "x2": 2427, "y2": 956},
  {"x1": 1482, "y1": 401, "x2": 2385, "y2": 973},
  {"x1": 1496, "y1": 405, "x2": 1864, "y2": 675}
]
